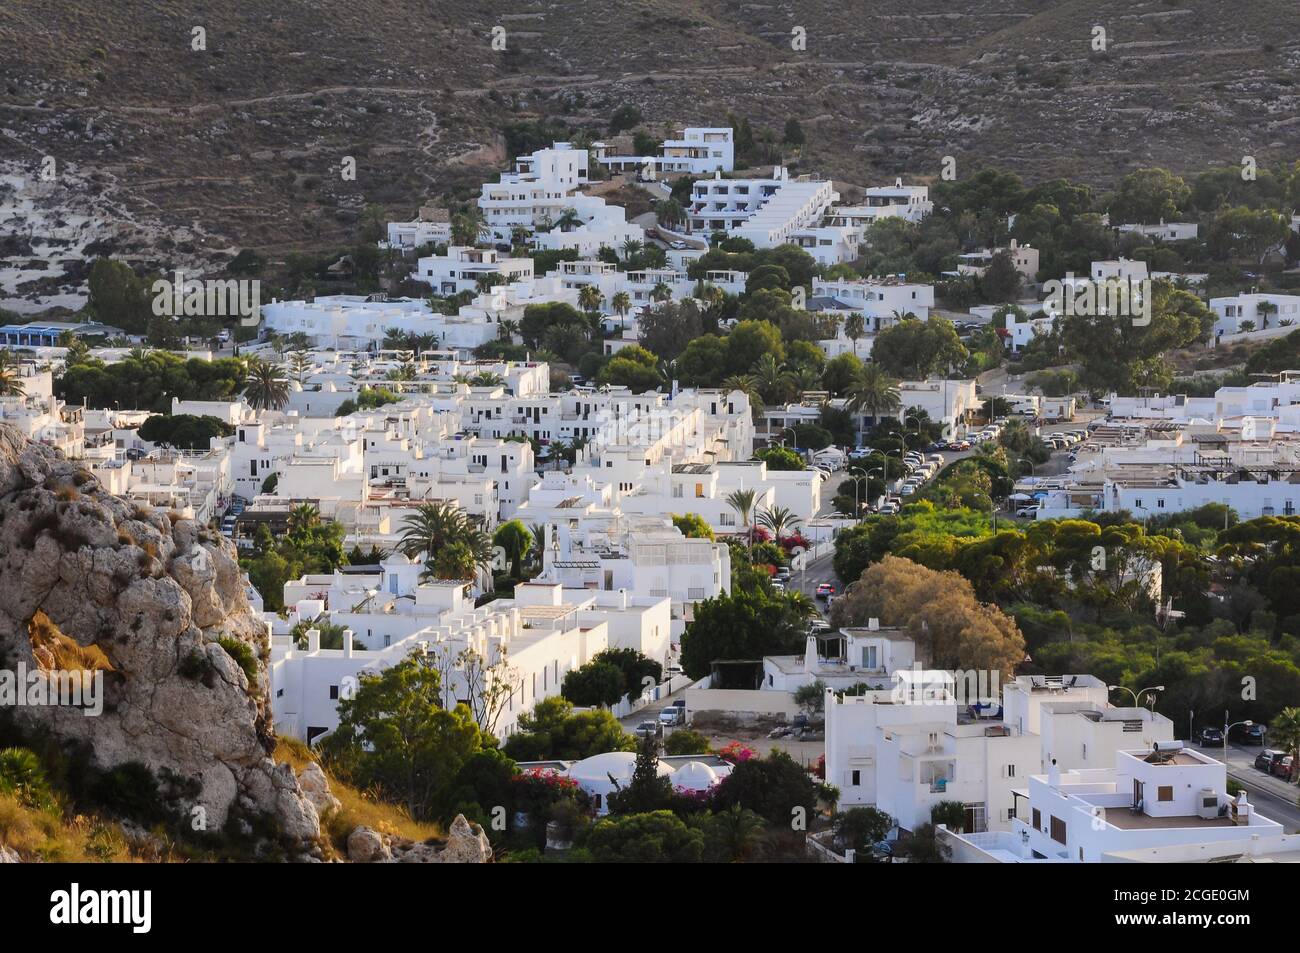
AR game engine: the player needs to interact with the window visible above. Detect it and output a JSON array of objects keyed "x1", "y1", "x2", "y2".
[
  {"x1": 1032, "y1": 807, "x2": 1041, "y2": 830},
  {"x1": 1158, "y1": 785, "x2": 1174, "y2": 802},
  {"x1": 850, "y1": 770, "x2": 861, "y2": 786},
  {"x1": 1005, "y1": 764, "x2": 1016, "y2": 778},
  {"x1": 329, "y1": 686, "x2": 339, "y2": 700},
  {"x1": 1049, "y1": 816, "x2": 1067, "y2": 845}
]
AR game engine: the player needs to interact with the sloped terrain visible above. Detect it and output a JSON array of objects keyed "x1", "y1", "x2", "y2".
[{"x1": 1, "y1": 0, "x2": 1297, "y2": 285}]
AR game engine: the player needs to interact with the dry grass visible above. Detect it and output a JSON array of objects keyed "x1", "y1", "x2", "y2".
[
  {"x1": 27, "y1": 609, "x2": 114, "y2": 673},
  {"x1": 0, "y1": 793, "x2": 140, "y2": 862},
  {"x1": 272, "y1": 737, "x2": 442, "y2": 857}
]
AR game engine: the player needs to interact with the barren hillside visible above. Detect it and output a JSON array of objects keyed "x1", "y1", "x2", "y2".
[{"x1": 1, "y1": 0, "x2": 1297, "y2": 297}]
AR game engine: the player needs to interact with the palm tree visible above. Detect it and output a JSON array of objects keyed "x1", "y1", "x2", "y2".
[
  {"x1": 555, "y1": 208, "x2": 581, "y2": 231},
  {"x1": 286, "y1": 503, "x2": 320, "y2": 536},
  {"x1": 846, "y1": 364, "x2": 902, "y2": 431},
  {"x1": 725, "y1": 488, "x2": 758, "y2": 545},
  {"x1": 843, "y1": 312, "x2": 865, "y2": 359},
  {"x1": 0, "y1": 364, "x2": 25, "y2": 397},
  {"x1": 620, "y1": 238, "x2": 643, "y2": 262},
  {"x1": 757, "y1": 505, "x2": 801, "y2": 544},
  {"x1": 1271, "y1": 706, "x2": 1300, "y2": 784},
  {"x1": 791, "y1": 366, "x2": 821, "y2": 395},
  {"x1": 721, "y1": 373, "x2": 765, "y2": 420},
  {"x1": 243, "y1": 358, "x2": 290, "y2": 411},
  {"x1": 451, "y1": 206, "x2": 486, "y2": 246},
  {"x1": 751, "y1": 353, "x2": 795, "y2": 404},
  {"x1": 498, "y1": 318, "x2": 520, "y2": 342},
  {"x1": 578, "y1": 284, "x2": 604, "y2": 317},
  {"x1": 475, "y1": 272, "x2": 503, "y2": 294},
  {"x1": 650, "y1": 282, "x2": 673, "y2": 303},
  {"x1": 398, "y1": 502, "x2": 493, "y2": 572},
  {"x1": 611, "y1": 291, "x2": 632, "y2": 331},
  {"x1": 706, "y1": 804, "x2": 769, "y2": 862}
]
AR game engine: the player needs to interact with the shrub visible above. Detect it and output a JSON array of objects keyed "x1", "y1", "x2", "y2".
[
  {"x1": 216, "y1": 637, "x2": 258, "y2": 689},
  {"x1": 0, "y1": 748, "x2": 54, "y2": 810}
]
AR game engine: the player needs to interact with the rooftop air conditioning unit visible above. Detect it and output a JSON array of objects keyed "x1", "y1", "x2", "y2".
[{"x1": 1196, "y1": 788, "x2": 1220, "y2": 820}]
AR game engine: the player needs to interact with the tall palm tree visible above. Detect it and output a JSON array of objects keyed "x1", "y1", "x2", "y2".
[
  {"x1": 650, "y1": 282, "x2": 673, "y2": 303},
  {"x1": 620, "y1": 238, "x2": 643, "y2": 261},
  {"x1": 725, "y1": 489, "x2": 758, "y2": 545},
  {"x1": 846, "y1": 363, "x2": 902, "y2": 430},
  {"x1": 287, "y1": 503, "x2": 320, "y2": 536},
  {"x1": 611, "y1": 291, "x2": 632, "y2": 331},
  {"x1": 757, "y1": 505, "x2": 801, "y2": 544},
  {"x1": 243, "y1": 358, "x2": 290, "y2": 411},
  {"x1": 498, "y1": 318, "x2": 520, "y2": 342},
  {"x1": 843, "y1": 313, "x2": 865, "y2": 359},
  {"x1": 555, "y1": 208, "x2": 581, "y2": 231}
]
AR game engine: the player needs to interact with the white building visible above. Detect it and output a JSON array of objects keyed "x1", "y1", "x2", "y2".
[
  {"x1": 595, "y1": 126, "x2": 735, "y2": 176},
  {"x1": 1116, "y1": 220, "x2": 1198, "y2": 242},
  {"x1": 943, "y1": 745, "x2": 1282, "y2": 863},
  {"x1": 1210, "y1": 292, "x2": 1300, "y2": 336},
  {"x1": 413, "y1": 246, "x2": 534, "y2": 295},
  {"x1": 826, "y1": 180, "x2": 932, "y2": 229},
  {"x1": 688, "y1": 167, "x2": 837, "y2": 248}
]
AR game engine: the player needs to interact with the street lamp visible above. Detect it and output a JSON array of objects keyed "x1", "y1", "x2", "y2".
[
  {"x1": 846, "y1": 466, "x2": 867, "y2": 517},
  {"x1": 1224, "y1": 718, "x2": 1254, "y2": 763},
  {"x1": 1108, "y1": 684, "x2": 1165, "y2": 709}
]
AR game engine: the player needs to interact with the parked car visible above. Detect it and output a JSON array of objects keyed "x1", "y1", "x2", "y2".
[
  {"x1": 1255, "y1": 749, "x2": 1285, "y2": 771},
  {"x1": 669, "y1": 240, "x2": 688, "y2": 250},
  {"x1": 658, "y1": 707, "x2": 683, "y2": 727},
  {"x1": 1231, "y1": 722, "x2": 1267, "y2": 745},
  {"x1": 815, "y1": 583, "x2": 835, "y2": 599},
  {"x1": 1272, "y1": 756, "x2": 1294, "y2": 780},
  {"x1": 1016, "y1": 505, "x2": 1039, "y2": 519},
  {"x1": 634, "y1": 721, "x2": 659, "y2": 739},
  {"x1": 1197, "y1": 726, "x2": 1224, "y2": 746}
]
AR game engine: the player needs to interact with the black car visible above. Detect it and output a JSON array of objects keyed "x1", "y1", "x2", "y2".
[
  {"x1": 1230, "y1": 722, "x2": 1267, "y2": 745},
  {"x1": 1255, "y1": 750, "x2": 1285, "y2": 772},
  {"x1": 1197, "y1": 727, "x2": 1224, "y2": 746}
]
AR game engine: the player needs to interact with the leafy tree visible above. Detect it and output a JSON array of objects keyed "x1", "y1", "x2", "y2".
[
  {"x1": 710, "y1": 750, "x2": 818, "y2": 826},
  {"x1": 493, "y1": 519, "x2": 533, "y2": 579},
  {"x1": 501, "y1": 697, "x2": 636, "y2": 761},
  {"x1": 597, "y1": 344, "x2": 662, "y2": 392},
  {"x1": 755, "y1": 446, "x2": 805, "y2": 471},
  {"x1": 561, "y1": 660, "x2": 627, "y2": 707},
  {"x1": 833, "y1": 806, "x2": 894, "y2": 854},
  {"x1": 1106, "y1": 167, "x2": 1190, "y2": 224},
  {"x1": 663, "y1": 728, "x2": 713, "y2": 756},
  {"x1": 137, "y1": 413, "x2": 234, "y2": 450},
  {"x1": 607, "y1": 736, "x2": 676, "y2": 815},
  {"x1": 872, "y1": 316, "x2": 967, "y2": 380},
  {"x1": 681, "y1": 589, "x2": 806, "y2": 681},
  {"x1": 319, "y1": 654, "x2": 487, "y2": 821},
  {"x1": 672, "y1": 513, "x2": 715, "y2": 540},
  {"x1": 581, "y1": 810, "x2": 704, "y2": 863},
  {"x1": 695, "y1": 804, "x2": 770, "y2": 862}
]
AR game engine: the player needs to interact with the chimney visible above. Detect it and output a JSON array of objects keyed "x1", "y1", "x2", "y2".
[
  {"x1": 1048, "y1": 758, "x2": 1060, "y2": 788},
  {"x1": 343, "y1": 629, "x2": 354, "y2": 658},
  {"x1": 307, "y1": 628, "x2": 321, "y2": 653}
]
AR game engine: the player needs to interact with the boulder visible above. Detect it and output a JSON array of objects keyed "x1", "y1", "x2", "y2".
[
  {"x1": 0, "y1": 425, "x2": 319, "y2": 853},
  {"x1": 347, "y1": 826, "x2": 390, "y2": 863}
]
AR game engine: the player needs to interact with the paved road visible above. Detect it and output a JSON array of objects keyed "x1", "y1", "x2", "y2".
[{"x1": 1195, "y1": 742, "x2": 1300, "y2": 832}]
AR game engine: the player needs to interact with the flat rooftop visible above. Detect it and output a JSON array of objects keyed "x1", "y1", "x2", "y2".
[{"x1": 1102, "y1": 812, "x2": 1236, "y2": 831}]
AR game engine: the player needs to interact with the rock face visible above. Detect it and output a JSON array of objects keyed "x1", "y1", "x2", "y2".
[
  {"x1": 0, "y1": 425, "x2": 319, "y2": 851},
  {"x1": 297, "y1": 762, "x2": 342, "y2": 817},
  {"x1": 347, "y1": 816, "x2": 492, "y2": 864}
]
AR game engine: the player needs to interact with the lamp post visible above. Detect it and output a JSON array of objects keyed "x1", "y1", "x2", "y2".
[
  {"x1": 847, "y1": 466, "x2": 867, "y2": 518},
  {"x1": 1224, "y1": 717, "x2": 1254, "y2": 764},
  {"x1": 1108, "y1": 684, "x2": 1165, "y2": 710}
]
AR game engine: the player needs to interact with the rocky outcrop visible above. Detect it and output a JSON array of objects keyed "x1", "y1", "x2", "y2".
[
  {"x1": 347, "y1": 815, "x2": 492, "y2": 864},
  {"x1": 297, "y1": 762, "x2": 342, "y2": 818},
  {"x1": 0, "y1": 425, "x2": 320, "y2": 854}
]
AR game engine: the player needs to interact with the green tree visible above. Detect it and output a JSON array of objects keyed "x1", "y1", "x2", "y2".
[
  {"x1": 581, "y1": 810, "x2": 704, "y2": 863},
  {"x1": 319, "y1": 654, "x2": 487, "y2": 820},
  {"x1": 501, "y1": 696, "x2": 636, "y2": 761},
  {"x1": 493, "y1": 519, "x2": 533, "y2": 579},
  {"x1": 243, "y1": 358, "x2": 290, "y2": 411},
  {"x1": 672, "y1": 513, "x2": 715, "y2": 540},
  {"x1": 561, "y1": 660, "x2": 628, "y2": 707}
]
